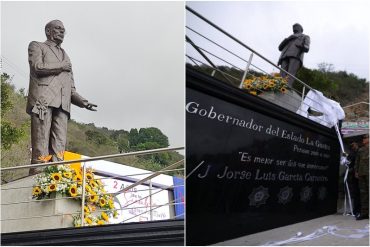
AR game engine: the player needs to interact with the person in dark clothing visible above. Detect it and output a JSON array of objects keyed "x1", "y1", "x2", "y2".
[{"x1": 347, "y1": 142, "x2": 360, "y2": 215}]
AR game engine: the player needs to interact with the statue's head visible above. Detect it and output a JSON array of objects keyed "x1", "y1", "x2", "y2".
[
  {"x1": 45, "y1": 20, "x2": 65, "y2": 45},
  {"x1": 293, "y1": 23, "x2": 303, "y2": 34}
]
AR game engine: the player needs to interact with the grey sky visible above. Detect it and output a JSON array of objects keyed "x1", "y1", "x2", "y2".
[
  {"x1": 1, "y1": 1, "x2": 185, "y2": 149},
  {"x1": 186, "y1": 1, "x2": 370, "y2": 81}
]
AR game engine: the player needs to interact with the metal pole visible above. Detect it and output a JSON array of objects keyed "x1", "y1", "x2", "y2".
[
  {"x1": 81, "y1": 162, "x2": 86, "y2": 226},
  {"x1": 301, "y1": 86, "x2": 306, "y2": 104},
  {"x1": 1, "y1": 146, "x2": 184, "y2": 171},
  {"x1": 239, "y1": 53, "x2": 254, "y2": 89},
  {"x1": 149, "y1": 180, "x2": 153, "y2": 221}
]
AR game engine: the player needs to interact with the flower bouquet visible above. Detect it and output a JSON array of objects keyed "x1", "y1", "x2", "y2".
[
  {"x1": 32, "y1": 164, "x2": 118, "y2": 227},
  {"x1": 243, "y1": 74, "x2": 288, "y2": 95}
]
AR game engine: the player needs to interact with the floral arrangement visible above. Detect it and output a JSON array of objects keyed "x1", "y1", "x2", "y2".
[
  {"x1": 32, "y1": 164, "x2": 118, "y2": 227},
  {"x1": 243, "y1": 74, "x2": 288, "y2": 95}
]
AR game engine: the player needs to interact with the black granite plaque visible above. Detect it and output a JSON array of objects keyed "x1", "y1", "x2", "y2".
[{"x1": 186, "y1": 70, "x2": 340, "y2": 245}]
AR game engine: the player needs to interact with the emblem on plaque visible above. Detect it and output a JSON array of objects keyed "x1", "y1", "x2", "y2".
[
  {"x1": 318, "y1": 186, "x2": 327, "y2": 200},
  {"x1": 300, "y1": 186, "x2": 312, "y2": 202},
  {"x1": 249, "y1": 186, "x2": 269, "y2": 207},
  {"x1": 278, "y1": 186, "x2": 293, "y2": 204}
]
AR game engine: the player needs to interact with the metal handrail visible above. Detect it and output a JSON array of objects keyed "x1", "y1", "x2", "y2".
[
  {"x1": 0, "y1": 146, "x2": 184, "y2": 171},
  {"x1": 1, "y1": 169, "x2": 185, "y2": 191},
  {"x1": 343, "y1": 102, "x2": 370, "y2": 108},
  {"x1": 186, "y1": 5, "x2": 314, "y2": 91},
  {"x1": 1, "y1": 147, "x2": 185, "y2": 230}
]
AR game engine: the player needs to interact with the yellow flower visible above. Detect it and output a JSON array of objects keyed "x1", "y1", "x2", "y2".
[
  {"x1": 96, "y1": 179, "x2": 103, "y2": 186},
  {"x1": 85, "y1": 217, "x2": 93, "y2": 225},
  {"x1": 63, "y1": 172, "x2": 72, "y2": 179},
  {"x1": 56, "y1": 151, "x2": 65, "y2": 160},
  {"x1": 48, "y1": 184, "x2": 56, "y2": 192},
  {"x1": 244, "y1": 84, "x2": 252, "y2": 90},
  {"x1": 85, "y1": 184, "x2": 92, "y2": 193},
  {"x1": 89, "y1": 194, "x2": 98, "y2": 202},
  {"x1": 51, "y1": 173, "x2": 61, "y2": 182},
  {"x1": 69, "y1": 185, "x2": 78, "y2": 197},
  {"x1": 99, "y1": 198, "x2": 106, "y2": 207},
  {"x1": 108, "y1": 200, "x2": 115, "y2": 209},
  {"x1": 101, "y1": 212, "x2": 109, "y2": 221},
  {"x1": 84, "y1": 206, "x2": 90, "y2": 215},
  {"x1": 97, "y1": 220, "x2": 105, "y2": 225},
  {"x1": 280, "y1": 87, "x2": 287, "y2": 93},
  {"x1": 249, "y1": 91, "x2": 257, "y2": 95},
  {"x1": 73, "y1": 174, "x2": 82, "y2": 185},
  {"x1": 86, "y1": 173, "x2": 94, "y2": 180},
  {"x1": 89, "y1": 204, "x2": 96, "y2": 212},
  {"x1": 32, "y1": 186, "x2": 42, "y2": 196},
  {"x1": 89, "y1": 180, "x2": 98, "y2": 189},
  {"x1": 38, "y1": 155, "x2": 52, "y2": 162}
]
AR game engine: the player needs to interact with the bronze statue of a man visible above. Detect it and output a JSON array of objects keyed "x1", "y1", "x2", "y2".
[
  {"x1": 27, "y1": 20, "x2": 97, "y2": 175},
  {"x1": 278, "y1": 23, "x2": 310, "y2": 87}
]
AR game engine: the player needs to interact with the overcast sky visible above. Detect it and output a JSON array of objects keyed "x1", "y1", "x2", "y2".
[
  {"x1": 186, "y1": 1, "x2": 370, "y2": 81},
  {"x1": 1, "y1": 1, "x2": 185, "y2": 149}
]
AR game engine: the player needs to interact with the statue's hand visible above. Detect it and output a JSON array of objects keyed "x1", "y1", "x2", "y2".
[
  {"x1": 84, "y1": 101, "x2": 98, "y2": 111},
  {"x1": 61, "y1": 61, "x2": 72, "y2": 72}
]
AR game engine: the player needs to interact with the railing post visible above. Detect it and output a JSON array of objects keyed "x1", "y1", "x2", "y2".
[
  {"x1": 239, "y1": 53, "x2": 254, "y2": 89},
  {"x1": 149, "y1": 180, "x2": 153, "y2": 221},
  {"x1": 81, "y1": 162, "x2": 86, "y2": 226},
  {"x1": 301, "y1": 86, "x2": 306, "y2": 104}
]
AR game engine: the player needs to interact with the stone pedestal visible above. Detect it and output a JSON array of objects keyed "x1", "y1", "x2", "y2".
[
  {"x1": 259, "y1": 90, "x2": 302, "y2": 113},
  {"x1": 1, "y1": 176, "x2": 81, "y2": 233}
]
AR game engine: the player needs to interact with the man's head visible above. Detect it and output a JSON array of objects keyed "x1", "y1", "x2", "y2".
[
  {"x1": 350, "y1": 142, "x2": 359, "y2": 151},
  {"x1": 362, "y1": 134, "x2": 369, "y2": 146},
  {"x1": 293, "y1": 23, "x2": 303, "y2": 34},
  {"x1": 45, "y1": 20, "x2": 65, "y2": 45}
]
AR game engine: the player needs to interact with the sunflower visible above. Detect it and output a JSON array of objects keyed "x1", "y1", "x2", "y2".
[
  {"x1": 84, "y1": 206, "x2": 90, "y2": 215},
  {"x1": 48, "y1": 184, "x2": 56, "y2": 192},
  {"x1": 108, "y1": 200, "x2": 115, "y2": 209},
  {"x1": 73, "y1": 174, "x2": 82, "y2": 184},
  {"x1": 86, "y1": 173, "x2": 94, "y2": 180},
  {"x1": 51, "y1": 173, "x2": 61, "y2": 182},
  {"x1": 101, "y1": 212, "x2": 109, "y2": 221},
  {"x1": 85, "y1": 184, "x2": 92, "y2": 193},
  {"x1": 99, "y1": 198, "x2": 106, "y2": 207},
  {"x1": 69, "y1": 185, "x2": 78, "y2": 197},
  {"x1": 249, "y1": 91, "x2": 257, "y2": 95},
  {"x1": 89, "y1": 194, "x2": 98, "y2": 202},
  {"x1": 89, "y1": 180, "x2": 98, "y2": 189},
  {"x1": 96, "y1": 179, "x2": 103, "y2": 186},
  {"x1": 63, "y1": 172, "x2": 72, "y2": 179},
  {"x1": 244, "y1": 84, "x2": 252, "y2": 90},
  {"x1": 32, "y1": 186, "x2": 42, "y2": 196},
  {"x1": 97, "y1": 220, "x2": 105, "y2": 225},
  {"x1": 85, "y1": 217, "x2": 93, "y2": 225},
  {"x1": 280, "y1": 87, "x2": 287, "y2": 93}
]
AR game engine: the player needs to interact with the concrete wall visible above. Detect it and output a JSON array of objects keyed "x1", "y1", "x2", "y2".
[{"x1": 1, "y1": 176, "x2": 80, "y2": 233}]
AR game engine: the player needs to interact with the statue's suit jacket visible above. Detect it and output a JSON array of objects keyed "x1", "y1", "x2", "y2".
[
  {"x1": 278, "y1": 34, "x2": 310, "y2": 66},
  {"x1": 26, "y1": 40, "x2": 86, "y2": 117}
]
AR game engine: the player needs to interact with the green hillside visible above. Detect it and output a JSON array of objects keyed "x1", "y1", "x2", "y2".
[{"x1": 1, "y1": 73, "x2": 183, "y2": 183}]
